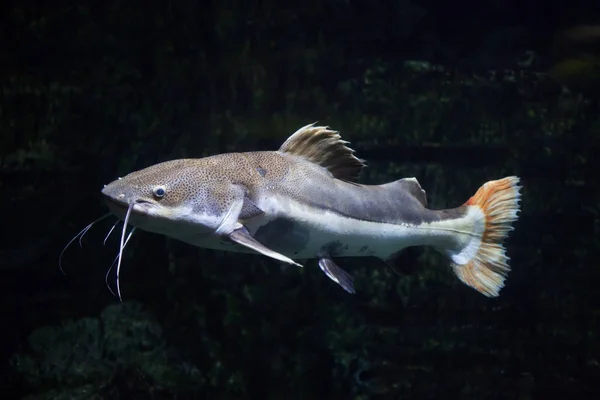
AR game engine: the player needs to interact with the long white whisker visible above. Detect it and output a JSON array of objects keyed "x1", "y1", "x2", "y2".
[
  {"x1": 78, "y1": 225, "x2": 94, "y2": 248},
  {"x1": 106, "y1": 257, "x2": 118, "y2": 297},
  {"x1": 59, "y1": 213, "x2": 112, "y2": 275},
  {"x1": 116, "y1": 202, "x2": 136, "y2": 302},
  {"x1": 105, "y1": 227, "x2": 135, "y2": 297},
  {"x1": 103, "y1": 220, "x2": 121, "y2": 246}
]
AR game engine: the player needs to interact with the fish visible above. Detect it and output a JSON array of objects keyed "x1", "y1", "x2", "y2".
[{"x1": 94, "y1": 123, "x2": 521, "y2": 300}]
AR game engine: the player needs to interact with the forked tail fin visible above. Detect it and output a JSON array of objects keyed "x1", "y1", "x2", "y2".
[{"x1": 449, "y1": 176, "x2": 522, "y2": 297}]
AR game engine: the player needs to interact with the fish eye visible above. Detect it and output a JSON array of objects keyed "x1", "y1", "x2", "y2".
[{"x1": 152, "y1": 186, "x2": 166, "y2": 198}]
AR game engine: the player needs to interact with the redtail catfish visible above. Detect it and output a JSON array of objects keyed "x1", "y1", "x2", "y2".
[{"x1": 66, "y1": 124, "x2": 522, "y2": 300}]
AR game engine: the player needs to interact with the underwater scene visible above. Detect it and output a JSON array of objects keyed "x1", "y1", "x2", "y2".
[{"x1": 2, "y1": 0, "x2": 600, "y2": 398}]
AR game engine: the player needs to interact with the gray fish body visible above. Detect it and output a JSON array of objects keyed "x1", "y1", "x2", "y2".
[
  {"x1": 101, "y1": 124, "x2": 522, "y2": 297},
  {"x1": 104, "y1": 151, "x2": 465, "y2": 260},
  {"x1": 199, "y1": 151, "x2": 465, "y2": 260}
]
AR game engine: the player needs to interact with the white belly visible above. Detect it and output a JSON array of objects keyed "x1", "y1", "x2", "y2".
[{"x1": 168, "y1": 195, "x2": 474, "y2": 262}]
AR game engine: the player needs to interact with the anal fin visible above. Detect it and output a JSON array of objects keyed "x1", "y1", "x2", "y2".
[
  {"x1": 318, "y1": 257, "x2": 355, "y2": 294},
  {"x1": 383, "y1": 247, "x2": 423, "y2": 275},
  {"x1": 228, "y1": 226, "x2": 302, "y2": 268}
]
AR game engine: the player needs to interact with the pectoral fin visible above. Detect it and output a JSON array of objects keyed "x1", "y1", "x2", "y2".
[
  {"x1": 318, "y1": 257, "x2": 355, "y2": 294},
  {"x1": 228, "y1": 226, "x2": 303, "y2": 268},
  {"x1": 240, "y1": 197, "x2": 264, "y2": 220},
  {"x1": 215, "y1": 186, "x2": 265, "y2": 235}
]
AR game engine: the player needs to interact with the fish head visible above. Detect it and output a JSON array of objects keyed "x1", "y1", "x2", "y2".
[{"x1": 101, "y1": 158, "x2": 234, "y2": 237}]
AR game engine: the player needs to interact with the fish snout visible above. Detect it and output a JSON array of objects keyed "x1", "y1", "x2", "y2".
[
  {"x1": 101, "y1": 183, "x2": 137, "y2": 218},
  {"x1": 101, "y1": 186, "x2": 126, "y2": 201}
]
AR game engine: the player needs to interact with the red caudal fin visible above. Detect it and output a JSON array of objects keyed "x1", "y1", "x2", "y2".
[{"x1": 450, "y1": 177, "x2": 522, "y2": 297}]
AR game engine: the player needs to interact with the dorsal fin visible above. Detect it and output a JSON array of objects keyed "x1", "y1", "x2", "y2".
[
  {"x1": 382, "y1": 177, "x2": 428, "y2": 207},
  {"x1": 278, "y1": 123, "x2": 366, "y2": 182}
]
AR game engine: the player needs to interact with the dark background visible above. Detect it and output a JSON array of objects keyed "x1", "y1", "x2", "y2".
[{"x1": 2, "y1": 0, "x2": 600, "y2": 398}]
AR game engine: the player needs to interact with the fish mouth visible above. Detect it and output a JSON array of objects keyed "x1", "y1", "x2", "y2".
[{"x1": 103, "y1": 197, "x2": 153, "y2": 217}]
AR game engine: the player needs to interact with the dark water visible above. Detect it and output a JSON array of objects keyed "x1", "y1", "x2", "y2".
[{"x1": 2, "y1": 0, "x2": 600, "y2": 398}]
